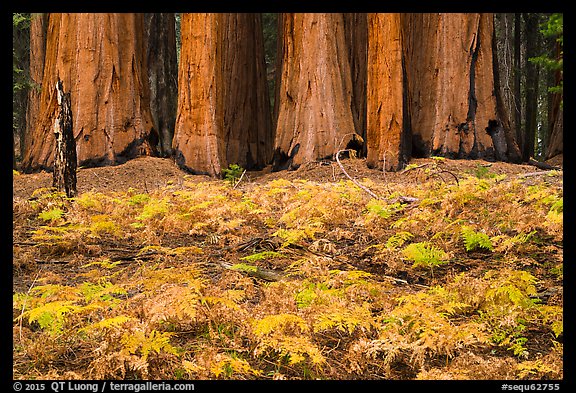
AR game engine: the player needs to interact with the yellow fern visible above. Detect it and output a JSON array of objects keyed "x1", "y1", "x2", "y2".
[
  {"x1": 120, "y1": 329, "x2": 178, "y2": 361},
  {"x1": 252, "y1": 313, "x2": 309, "y2": 336}
]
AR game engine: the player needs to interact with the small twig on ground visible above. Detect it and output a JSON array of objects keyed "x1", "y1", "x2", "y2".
[
  {"x1": 218, "y1": 261, "x2": 285, "y2": 282},
  {"x1": 90, "y1": 170, "x2": 109, "y2": 183},
  {"x1": 331, "y1": 163, "x2": 337, "y2": 182},
  {"x1": 390, "y1": 196, "x2": 419, "y2": 204},
  {"x1": 400, "y1": 163, "x2": 429, "y2": 174},
  {"x1": 381, "y1": 152, "x2": 393, "y2": 196},
  {"x1": 431, "y1": 170, "x2": 460, "y2": 186},
  {"x1": 232, "y1": 169, "x2": 247, "y2": 189},
  {"x1": 19, "y1": 268, "x2": 42, "y2": 353},
  {"x1": 518, "y1": 170, "x2": 562, "y2": 178},
  {"x1": 381, "y1": 274, "x2": 429, "y2": 289},
  {"x1": 34, "y1": 259, "x2": 70, "y2": 264},
  {"x1": 335, "y1": 150, "x2": 380, "y2": 200}
]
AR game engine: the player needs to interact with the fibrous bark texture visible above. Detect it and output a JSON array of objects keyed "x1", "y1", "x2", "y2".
[
  {"x1": 343, "y1": 13, "x2": 368, "y2": 153},
  {"x1": 144, "y1": 13, "x2": 178, "y2": 158},
  {"x1": 23, "y1": 13, "x2": 156, "y2": 172},
  {"x1": 546, "y1": 107, "x2": 562, "y2": 159},
  {"x1": 366, "y1": 13, "x2": 410, "y2": 171},
  {"x1": 173, "y1": 13, "x2": 273, "y2": 177},
  {"x1": 523, "y1": 13, "x2": 540, "y2": 161},
  {"x1": 26, "y1": 13, "x2": 49, "y2": 165},
  {"x1": 221, "y1": 13, "x2": 273, "y2": 170},
  {"x1": 52, "y1": 79, "x2": 77, "y2": 198},
  {"x1": 273, "y1": 13, "x2": 361, "y2": 170},
  {"x1": 403, "y1": 13, "x2": 500, "y2": 160}
]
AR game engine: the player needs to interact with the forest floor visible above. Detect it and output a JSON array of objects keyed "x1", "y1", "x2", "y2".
[{"x1": 12, "y1": 155, "x2": 563, "y2": 380}]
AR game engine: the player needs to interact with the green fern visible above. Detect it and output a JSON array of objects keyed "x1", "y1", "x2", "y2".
[
  {"x1": 386, "y1": 231, "x2": 414, "y2": 250},
  {"x1": 80, "y1": 315, "x2": 136, "y2": 333},
  {"x1": 402, "y1": 242, "x2": 448, "y2": 268},
  {"x1": 295, "y1": 282, "x2": 320, "y2": 309},
  {"x1": 19, "y1": 301, "x2": 84, "y2": 336},
  {"x1": 241, "y1": 251, "x2": 284, "y2": 262},
  {"x1": 38, "y1": 207, "x2": 64, "y2": 222},
  {"x1": 229, "y1": 263, "x2": 258, "y2": 274},
  {"x1": 461, "y1": 226, "x2": 493, "y2": 252},
  {"x1": 366, "y1": 200, "x2": 403, "y2": 219}
]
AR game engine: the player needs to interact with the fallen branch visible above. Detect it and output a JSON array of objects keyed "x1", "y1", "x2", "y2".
[
  {"x1": 335, "y1": 150, "x2": 380, "y2": 200},
  {"x1": 35, "y1": 259, "x2": 70, "y2": 264},
  {"x1": 431, "y1": 170, "x2": 460, "y2": 186},
  {"x1": 381, "y1": 274, "x2": 429, "y2": 289},
  {"x1": 518, "y1": 170, "x2": 562, "y2": 178},
  {"x1": 400, "y1": 163, "x2": 429, "y2": 174},
  {"x1": 527, "y1": 158, "x2": 561, "y2": 171},
  {"x1": 390, "y1": 196, "x2": 419, "y2": 205},
  {"x1": 232, "y1": 169, "x2": 247, "y2": 189},
  {"x1": 219, "y1": 261, "x2": 285, "y2": 282}
]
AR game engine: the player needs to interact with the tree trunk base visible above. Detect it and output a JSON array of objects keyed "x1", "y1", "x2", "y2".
[{"x1": 52, "y1": 79, "x2": 77, "y2": 198}]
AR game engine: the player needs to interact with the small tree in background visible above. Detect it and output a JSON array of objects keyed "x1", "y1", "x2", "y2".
[
  {"x1": 529, "y1": 13, "x2": 563, "y2": 160},
  {"x1": 13, "y1": 13, "x2": 31, "y2": 168}
]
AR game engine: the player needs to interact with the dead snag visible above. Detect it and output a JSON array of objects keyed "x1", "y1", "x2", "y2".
[{"x1": 52, "y1": 79, "x2": 77, "y2": 198}]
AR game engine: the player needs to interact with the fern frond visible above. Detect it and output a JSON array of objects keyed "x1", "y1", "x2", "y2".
[
  {"x1": 80, "y1": 315, "x2": 136, "y2": 333},
  {"x1": 241, "y1": 251, "x2": 284, "y2": 262},
  {"x1": 252, "y1": 313, "x2": 309, "y2": 336},
  {"x1": 461, "y1": 226, "x2": 493, "y2": 252},
  {"x1": 386, "y1": 231, "x2": 414, "y2": 250},
  {"x1": 402, "y1": 242, "x2": 448, "y2": 268},
  {"x1": 121, "y1": 329, "x2": 178, "y2": 361},
  {"x1": 20, "y1": 300, "x2": 82, "y2": 336}
]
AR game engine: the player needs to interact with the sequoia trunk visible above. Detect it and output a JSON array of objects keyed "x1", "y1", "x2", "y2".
[
  {"x1": 545, "y1": 106, "x2": 562, "y2": 160},
  {"x1": 272, "y1": 13, "x2": 361, "y2": 170},
  {"x1": 173, "y1": 13, "x2": 272, "y2": 176},
  {"x1": 403, "y1": 13, "x2": 504, "y2": 160},
  {"x1": 366, "y1": 13, "x2": 410, "y2": 171},
  {"x1": 144, "y1": 13, "x2": 178, "y2": 158},
  {"x1": 221, "y1": 13, "x2": 273, "y2": 169},
  {"x1": 343, "y1": 13, "x2": 368, "y2": 154},
  {"x1": 22, "y1": 13, "x2": 157, "y2": 172},
  {"x1": 545, "y1": 40, "x2": 563, "y2": 160},
  {"x1": 25, "y1": 13, "x2": 49, "y2": 167}
]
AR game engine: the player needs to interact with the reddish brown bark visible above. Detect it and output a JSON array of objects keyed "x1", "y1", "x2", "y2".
[
  {"x1": 221, "y1": 13, "x2": 273, "y2": 170},
  {"x1": 403, "y1": 13, "x2": 501, "y2": 160},
  {"x1": 173, "y1": 13, "x2": 272, "y2": 177},
  {"x1": 546, "y1": 106, "x2": 562, "y2": 160},
  {"x1": 22, "y1": 13, "x2": 156, "y2": 172},
  {"x1": 272, "y1": 13, "x2": 361, "y2": 170},
  {"x1": 25, "y1": 13, "x2": 49, "y2": 165},
  {"x1": 343, "y1": 13, "x2": 368, "y2": 152},
  {"x1": 545, "y1": 39, "x2": 563, "y2": 160},
  {"x1": 366, "y1": 13, "x2": 410, "y2": 171}
]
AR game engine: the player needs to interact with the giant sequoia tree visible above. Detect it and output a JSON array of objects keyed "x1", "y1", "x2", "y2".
[
  {"x1": 343, "y1": 13, "x2": 368, "y2": 155},
  {"x1": 173, "y1": 13, "x2": 272, "y2": 176},
  {"x1": 272, "y1": 13, "x2": 361, "y2": 170},
  {"x1": 22, "y1": 13, "x2": 157, "y2": 172},
  {"x1": 366, "y1": 13, "x2": 410, "y2": 171},
  {"x1": 144, "y1": 13, "x2": 178, "y2": 158},
  {"x1": 17, "y1": 12, "x2": 529, "y2": 176},
  {"x1": 26, "y1": 13, "x2": 48, "y2": 165},
  {"x1": 402, "y1": 13, "x2": 519, "y2": 161}
]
